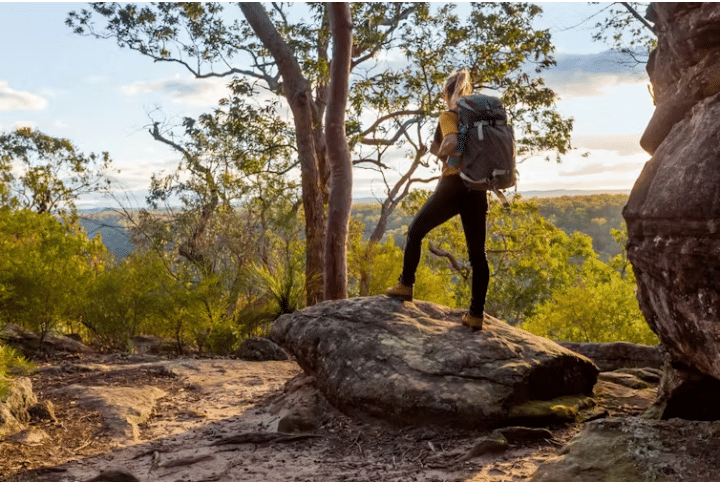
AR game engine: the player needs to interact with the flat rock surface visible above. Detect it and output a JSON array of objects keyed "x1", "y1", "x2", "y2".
[
  {"x1": 271, "y1": 296, "x2": 599, "y2": 428},
  {"x1": 531, "y1": 417, "x2": 720, "y2": 482}
]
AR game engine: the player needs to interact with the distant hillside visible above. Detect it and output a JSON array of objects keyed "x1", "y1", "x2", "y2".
[
  {"x1": 352, "y1": 193, "x2": 630, "y2": 261},
  {"x1": 78, "y1": 193, "x2": 630, "y2": 262},
  {"x1": 520, "y1": 189, "x2": 630, "y2": 199},
  {"x1": 77, "y1": 210, "x2": 134, "y2": 260},
  {"x1": 534, "y1": 194, "x2": 629, "y2": 260}
]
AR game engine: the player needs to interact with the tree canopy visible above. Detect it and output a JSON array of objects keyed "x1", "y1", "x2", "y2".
[
  {"x1": 67, "y1": 2, "x2": 574, "y2": 303},
  {"x1": 0, "y1": 128, "x2": 115, "y2": 219}
]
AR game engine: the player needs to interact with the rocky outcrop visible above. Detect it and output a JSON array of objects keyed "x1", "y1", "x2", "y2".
[
  {"x1": 1, "y1": 324, "x2": 92, "y2": 357},
  {"x1": 52, "y1": 384, "x2": 166, "y2": 445},
  {"x1": 0, "y1": 377, "x2": 36, "y2": 437},
  {"x1": 645, "y1": 361, "x2": 720, "y2": 421},
  {"x1": 531, "y1": 418, "x2": 720, "y2": 482},
  {"x1": 623, "y1": 2, "x2": 720, "y2": 418},
  {"x1": 557, "y1": 341, "x2": 663, "y2": 371},
  {"x1": 235, "y1": 337, "x2": 288, "y2": 362},
  {"x1": 271, "y1": 296, "x2": 598, "y2": 429}
]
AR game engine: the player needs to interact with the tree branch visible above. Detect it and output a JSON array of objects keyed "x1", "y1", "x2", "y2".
[
  {"x1": 428, "y1": 243, "x2": 471, "y2": 280},
  {"x1": 620, "y1": 2, "x2": 655, "y2": 34},
  {"x1": 360, "y1": 118, "x2": 422, "y2": 146},
  {"x1": 358, "y1": 110, "x2": 424, "y2": 138},
  {"x1": 351, "y1": 5, "x2": 417, "y2": 68}
]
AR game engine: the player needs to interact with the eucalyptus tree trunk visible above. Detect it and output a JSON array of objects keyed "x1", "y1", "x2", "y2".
[
  {"x1": 324, "y1": 3, "x2": 353, "y2": 300},
  {"x1": 240, "y1": 3, "x2": 325, "y2": 306}
]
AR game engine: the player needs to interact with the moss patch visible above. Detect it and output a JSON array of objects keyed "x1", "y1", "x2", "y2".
[{"x1": 508, "y1": 395, "x2": 595, "y2": 425}]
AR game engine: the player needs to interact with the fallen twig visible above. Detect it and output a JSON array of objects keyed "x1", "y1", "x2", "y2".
[
  {"x1": 158, "y1": 454, "x2": 215, "y2": 469},
  {"x1": 210, "y1": 432, "x2": 322, "y2": 447}
]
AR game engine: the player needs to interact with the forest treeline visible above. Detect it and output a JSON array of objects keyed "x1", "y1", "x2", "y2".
[
  {"x1": 352, "y1": 193, "x2": 630, "y2": 262},
  {"x1": 0, "y1": 192, "x2": 657, "y2": 363}
]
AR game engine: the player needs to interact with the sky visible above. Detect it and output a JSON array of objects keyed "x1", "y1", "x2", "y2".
[{"x1": 0, "y1": 2, "x2": 656, "y2": 209}]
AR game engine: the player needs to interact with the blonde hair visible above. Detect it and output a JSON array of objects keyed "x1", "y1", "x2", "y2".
[{"x1": 443, "y1": 68, "x2": 473, "y2": 110}]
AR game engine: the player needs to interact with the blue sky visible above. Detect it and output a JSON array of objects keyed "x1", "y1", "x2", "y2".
[{"x1": 0, "y1": 2, "x2": 655, "y2": 208}]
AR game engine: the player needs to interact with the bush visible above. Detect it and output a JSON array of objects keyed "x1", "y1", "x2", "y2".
[
  {"x1": 0, "y1": 342, "x2": 34, "y2": 400},
  {"x1": 0, "y1": 208, "x2": 109, "y2": 339},
  {"x1": 522, "y1": 264, "x2": 659, "y2": 345}
]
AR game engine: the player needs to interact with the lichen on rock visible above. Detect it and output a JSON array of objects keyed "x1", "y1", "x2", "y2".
[
  {"x1": 271, "y1": 295, "x2": 598, "y2": 428},
  {"x1": 623, "y1": 2, "x2": 720, "y2": 420}
]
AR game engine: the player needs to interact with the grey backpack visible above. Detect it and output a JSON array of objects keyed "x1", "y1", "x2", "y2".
[{"x1": 456, "y1": 94, "x2": 516, "y2": 206}]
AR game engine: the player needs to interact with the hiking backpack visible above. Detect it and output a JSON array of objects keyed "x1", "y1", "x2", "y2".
[{"x1": 455, "y1": 94, "x2": 516, "y2": 205}]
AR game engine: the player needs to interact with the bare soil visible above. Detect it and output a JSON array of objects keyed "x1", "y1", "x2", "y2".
[{"x1": 0, "y1": 352, "x2": 655, "y2": 482}]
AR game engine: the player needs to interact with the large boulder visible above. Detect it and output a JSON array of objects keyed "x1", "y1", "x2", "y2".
[
  {"x1": 0, "y1": 377, "x2": 36, "y2": 437},
  {"x1": 271, "y1": 296, "x2": 598, "y2": 429},
  {"x1": 2, "y1": 324, "x2": 92, "y2": 357},
  {"x1": 623, "y1": 2, "x2": 720, "y2": 417},
  {"x1": 557, "y1": 341, "x2": 663, "y2": 371}
]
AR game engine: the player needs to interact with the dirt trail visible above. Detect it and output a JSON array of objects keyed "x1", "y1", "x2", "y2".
[{"x1": 0, "y1": 353, "x2": 656, "y2": 482}]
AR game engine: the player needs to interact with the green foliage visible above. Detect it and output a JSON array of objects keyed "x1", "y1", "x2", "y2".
[
  {"x1": 485, "y1": 200, "x2": 599, "y2": 324},
  {"x1": 535, "y1": 194, "x2": 629, "y2": 261},
  {"x1": 81, "y1": 250, "x2": 172, "y2": 350},
  {"x1": 79, "y1": 195, "x2": 308, "y2": 353},
  {"x1": 0, "y1": 343, "x2": 34, "y2": 401},
  {"x1": 248, "y1": 244, "x2": 306, "y2": 318},
  {"x1": 590, "y1": 2, "x2": 655, "y2": 66},
  {"x1": 522, "y1": 263, "x2": 658, "y2": 345},
  {"x1": 0, "y1": 128, "x2": 115, "y2": 218},
  {"x1": 0, "y1": 208, "x2": 109, "y2": 339},
  {"x1": 347, "y1": 231, "x2": 456, "y2": 308}
]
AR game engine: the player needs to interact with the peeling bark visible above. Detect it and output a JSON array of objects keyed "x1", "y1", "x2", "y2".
[
  {"x1": 323, "y1": 3, "x2": 353, "y2": 300},
  {"x1": 240, "y1": 3, "x2": 326, "y2": 305}
]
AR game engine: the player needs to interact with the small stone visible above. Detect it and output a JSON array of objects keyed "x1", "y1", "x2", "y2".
[
  {"x1": 236, "y1": 337, "x2": 288, "y2": 361},
  {"x1": 28, "y1": 400, "x2": 57, "y2": 423},
  {"x1": 8, "y1": 427, "x2": 51, "y2": 445},
  {"x1": 458, "y1": 434, "x2": 508, "y2": 461}
]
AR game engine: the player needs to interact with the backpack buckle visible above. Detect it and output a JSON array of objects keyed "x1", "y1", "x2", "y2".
[{"x1": 474, "y1": 121, "x2": 489, "y2": 141}]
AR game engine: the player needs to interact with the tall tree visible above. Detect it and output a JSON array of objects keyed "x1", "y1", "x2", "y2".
[
  {"x1": 324, "y1": 3, "x2": 354, "y2": 300},
  {"x1": 67, "y1": 3, "x2": 573, "y2": 304},
  {"x1": 237, "y1": 3, "x2": 327, "y2": 305},
  {"x1": 0, "y1": 128, "x2": 114, "y2": 218}
]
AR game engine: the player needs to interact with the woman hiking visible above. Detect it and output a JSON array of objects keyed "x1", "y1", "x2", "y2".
[{"x1": 385, "y1": 68, "x2": 489, "y2": 331}]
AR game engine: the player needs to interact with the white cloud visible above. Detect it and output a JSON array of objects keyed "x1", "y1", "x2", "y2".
[
  {"x1": 551, "y1": 71, "x2": 648, "y2": 99},
  {"x1": 518, "y1": 145, "x2": 649, "y2": 192},
  {"x1": 121, "y1": 74, "x2": 229, "y2": 107},
  {"x1": 545, "y1": 51, "x2": 648, "y2": 99},
  {"x1": 572, "y1": 133, "x2": 645, "y2": 157},
  {"x1": 0, "y1": 81, "x2": 48, "y2": 111}
]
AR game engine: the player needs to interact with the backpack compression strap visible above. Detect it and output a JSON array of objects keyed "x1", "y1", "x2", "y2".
[{"x1": 459, "y1": 171, "x2": 512, "y2": 208}]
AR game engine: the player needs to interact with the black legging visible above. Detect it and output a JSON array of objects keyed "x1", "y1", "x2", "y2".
[{"x1": 400, "y1": 174, "x2": 489, "y2": 316}]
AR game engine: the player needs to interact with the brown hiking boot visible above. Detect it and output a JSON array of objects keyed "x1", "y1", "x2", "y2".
[
  {"x1": 385, "y1": 282, "x2": 413, "y2": 302},
  {"x1": 462, "y1": 312, "x2": 484, "y2": 332}
]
